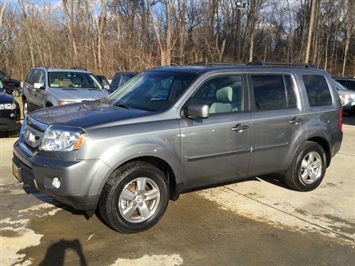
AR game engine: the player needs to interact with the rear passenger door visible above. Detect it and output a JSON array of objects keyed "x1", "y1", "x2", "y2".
[{"x1": 248, "y1": 74, "x2": 306, "y2": 176}]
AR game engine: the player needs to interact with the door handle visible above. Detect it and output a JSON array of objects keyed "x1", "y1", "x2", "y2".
[
  {"x1": 232, "y1": 124, "x2": 249, "y2": 133},
  {"x1": 289, "y1": 117, "x2": 303, "y2": 125}
]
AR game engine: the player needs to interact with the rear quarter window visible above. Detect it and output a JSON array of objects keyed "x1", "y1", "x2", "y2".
[{"x1": 303, "y1": 75, "x2": 332, "y2": 106}]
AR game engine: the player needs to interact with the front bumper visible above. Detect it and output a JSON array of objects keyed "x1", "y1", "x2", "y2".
[
  {"x1": 12, "y1": 140, "x2": 112, "y2": 211},
  {"x1": 0, "y1": 114, "x2": 21, "y2": 132}
]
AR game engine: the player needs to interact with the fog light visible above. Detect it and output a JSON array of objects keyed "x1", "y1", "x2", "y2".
[{"x1": 52, "y1": 177, "x2": 61, "y2": 189}]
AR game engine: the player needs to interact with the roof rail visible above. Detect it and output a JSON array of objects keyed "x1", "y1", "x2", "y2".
[
  {"x1": 192, "y1": 61, "x2": 241, "y2": 66},
  {"x1": 247, "y1": 61, "x2": 317, "y2": 68},
  {"x1": 71, "y1": 67, "x2": 88, "y2": 71}
]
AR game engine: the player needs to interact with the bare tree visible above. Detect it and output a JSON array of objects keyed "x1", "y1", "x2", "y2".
[
  {"x1": 63, "y1": 0, "x2": 78, "y2": 66},
  {"x1": 0, "y1": 0, "x2": 6, "y2": 30},
  {"x1": 305, "y1": 0, "x2": 316, "y2": 63},
  {"x1": 342, "y1": 0, "x2": 354, "y2": 76}
]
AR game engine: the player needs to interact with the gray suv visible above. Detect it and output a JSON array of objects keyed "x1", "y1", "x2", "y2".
[
  {"x1": 13, "y1": 62, "x2": 343, "y2": 233},
  {"x1": 22, "y1": 67, "x2": 109, "y2": 116}
]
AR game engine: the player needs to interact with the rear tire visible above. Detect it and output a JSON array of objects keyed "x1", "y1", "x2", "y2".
[
  {"x1": 99, "y1": 161, "x2": 169, "y2": 233},
  {"x1": 285, "y1": 141, "x2": 326, "y2": 191}
]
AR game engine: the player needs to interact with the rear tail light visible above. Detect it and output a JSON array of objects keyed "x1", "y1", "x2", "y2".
[{"x1": 339, "y1": 109, "x2": 343, "y2": 131}]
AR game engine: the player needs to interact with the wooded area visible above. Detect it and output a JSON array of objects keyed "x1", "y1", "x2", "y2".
[{"x1": 0, "y1": 0, "x2": 354, "y2": 81}]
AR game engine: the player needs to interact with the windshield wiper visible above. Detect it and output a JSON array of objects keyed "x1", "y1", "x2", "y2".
[{"x1": 115, "y1": 103, "x2": 130, "y2": 109}]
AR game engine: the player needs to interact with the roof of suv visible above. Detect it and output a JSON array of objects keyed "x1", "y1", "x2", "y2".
[{"x1": 148, "y1": 62, "x2": 321, "y2": 75}]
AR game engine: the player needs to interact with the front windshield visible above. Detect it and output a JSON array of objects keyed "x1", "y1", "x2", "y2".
[
  {"x1": 0, "y1": 79, "x2": 4, "y2": 90},
  {"x1": 48, "y1": 71, "x2": 103, "y2": 89},
  {"x1": 105, "y1": 71, "x2": 196, "y2": 112}
]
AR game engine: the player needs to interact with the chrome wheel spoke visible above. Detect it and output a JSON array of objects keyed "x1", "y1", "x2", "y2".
[
  {"x1": 120, "y1": 188, "x2": 135, "y2": 201},
  {"x1": 301, "y1": 159, "x2": 309, "y2": 169},
  {"x1": 122, "y1": 203, "x2": 137, "y2": 219},
  {"x1": 144, "y1": 188, "x2": 160, "y2": 201},
  {"x1": 136, "y1": 178, "x2": 147, "y2": 191},
  {"x1": 313, "y1": 159, "x2": 321, "y2": 169},
  {"x1": 138, "y1": 203, "x2": 151, "y2": 219}
]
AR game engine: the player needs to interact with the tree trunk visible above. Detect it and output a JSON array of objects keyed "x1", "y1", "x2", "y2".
[
  {"x1": 305, "y1": 0, "x2": 316, "y2": 63},
  {"x1": 342, "y1": 0, "x2": 354, "y2": 76}
]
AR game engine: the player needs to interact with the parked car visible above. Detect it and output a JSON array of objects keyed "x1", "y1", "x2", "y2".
[
  {"x1": 0, "y1": 78, "x2": 21, "y2": 135},
  {"x1": 333, "y1": 76, "x2": 355, "y2": 91},
  {"x1": 0, "y1": 69, "x2": 22, "y2": 97},
  {"x1": 22, "y1": 67, "x2": 109, "y2": 116},
  {"x1": 95, "y1": 74, "x2": 110, "y2": 91},
  {"x1": 13, "y1": 62, "x2": 343, "y2": 233},
  {"x1": 109, "y1": 71, "x2": 137, "y2": 93},
  {"x1": 334, "y1": 80, "x2": 355, "y2": 115}
]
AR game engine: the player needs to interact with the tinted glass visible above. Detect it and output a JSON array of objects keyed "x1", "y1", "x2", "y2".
[
  {"x1": 105, "y1": 71, "x2": 196, "y2": 111},
  {"x1": 189, "y1": 74, "x2": 244, "y2": 113},
  {"x1": 252, "y1": 74, "x2": 296, "y2": 110},
  {"x1": 303, "y1": 75, "x2": 332, "y2": 106},
  {"x1": 28, "y1": 69, "x2": 41, "y2": 85},
  {"x1": 48, "y1": 72, "x2": 103, "y2": 89}
]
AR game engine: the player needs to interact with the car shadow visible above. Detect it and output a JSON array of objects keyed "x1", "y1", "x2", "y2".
[
  {"x1": 22, "y1": 185, "x2": 89, "y2": 217},
  {"x1": 256, "y1": 173, "x2": 290, "y2": 189}
]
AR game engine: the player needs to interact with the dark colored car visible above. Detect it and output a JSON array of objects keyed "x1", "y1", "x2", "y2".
[
  {"x1": 0, "y1": 79, "x2": 21, "y2": 135},
  {"x1": 333, "y1": 76, "x2": 355, "y2": 91},
  {"x1": 0, "y1": 70, "x2": 22, "y2": 97},
  {"x1": 109, "y1": 71, "x2": 137, "y2": 93}
]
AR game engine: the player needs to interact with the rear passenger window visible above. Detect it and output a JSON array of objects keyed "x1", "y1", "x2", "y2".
[
  {"x1": 303, "y1": 75, "x2": 332, "y2": 106},
  {"x1": 252, "y1": 74, "x2": 296, "y2": 110}
]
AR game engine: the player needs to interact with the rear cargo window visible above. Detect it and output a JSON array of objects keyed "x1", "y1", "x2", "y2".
[{"x1": 303, "y1": 75, "x2": 332, "y2": 106}]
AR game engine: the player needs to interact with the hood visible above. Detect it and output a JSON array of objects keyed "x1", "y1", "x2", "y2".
[
  {"x1": 3, "y1": 77, "x2": 20, "y2": 87},
  {"x1": 29, "y1": 100, "x2": 154, "y2": 128},
  {"x1": 48, "y1": 87, "x2": 109, "y2": 102},
  {"x1": 0, "y1": 89, "x2": 16, "y2": 103}
]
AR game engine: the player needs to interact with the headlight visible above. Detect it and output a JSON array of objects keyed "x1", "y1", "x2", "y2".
[
  {"x1": 0, "y1": 102, "x2": 17, "y2": 110},
  {"x1": 40, "y1": 126, "x2": 86, "y2": 151}
]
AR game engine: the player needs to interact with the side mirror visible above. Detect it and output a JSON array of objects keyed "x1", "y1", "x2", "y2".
[
  {"x1": 104, "y1": 84, "x2": 110, "y2": 91},
  {"x1": 186, "y1": 104, "x2": 209, "y2": 119},
  {"x1": 34, "y1": 83, "x2": 45, "y2": 89}
]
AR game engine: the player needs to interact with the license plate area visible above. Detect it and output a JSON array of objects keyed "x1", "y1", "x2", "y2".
[{"x1": 12, "y1": 162, "x2": 22, "y2": 182}]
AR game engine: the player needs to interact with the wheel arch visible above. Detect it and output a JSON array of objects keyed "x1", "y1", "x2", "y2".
[
  {"x1": 124, "y1": 156, "x2": 181, "y2": 201},
  {"x1": 306, "y1": 136, "x2": 331, "y2": 167},
  {"x1": 87, "y1": 154, "x2": 182, "y2": 213}
]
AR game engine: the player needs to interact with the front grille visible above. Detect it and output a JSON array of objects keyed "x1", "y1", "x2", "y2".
[{"x1": 21, "y1": 116, "x2": 48, "y2": 150}]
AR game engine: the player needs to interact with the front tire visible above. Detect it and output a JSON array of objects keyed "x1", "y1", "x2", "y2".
[
  {"x1": 285, "y1": 141, "x2": 326, "y2": 191},
  {"x1": 99, "y1": 161, "x2": 169, "y2": 233}
]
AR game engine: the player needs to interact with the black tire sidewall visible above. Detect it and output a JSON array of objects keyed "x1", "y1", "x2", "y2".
[{"x1": 105, "y1": 162, "x2": 168, "y2": 233}]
